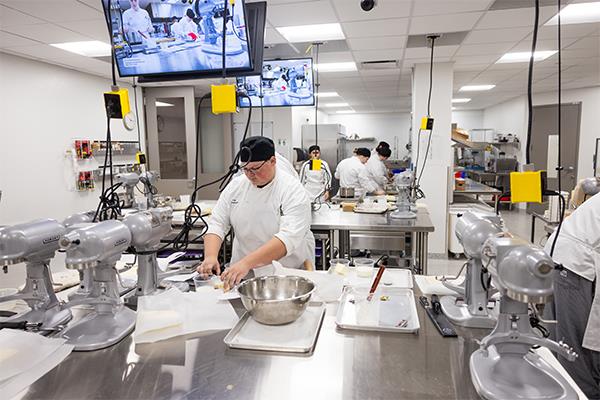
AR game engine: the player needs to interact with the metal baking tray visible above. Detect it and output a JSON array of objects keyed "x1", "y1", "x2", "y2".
[
  {"x1": 336, "y1": 287, "x2": 420, "y2": 334},
  {"x1": 224, "y1": 302, "x2": 326, "y2": 354}
]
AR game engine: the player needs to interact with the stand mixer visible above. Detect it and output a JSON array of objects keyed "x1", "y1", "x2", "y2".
[
  {"x1": 115, "y1": 172, "x2": 140, "y2": 209},
  {"x1": 58, "y1": 220, "x2": 135, "y2": 351},
  {"x1": 390, "y1": 170, "x2": 416, "y2": 219},
  {"x1": 0, "y1": 219, "x2": 72, "y2": 330},
  {"x1": 440, "y1": 211, "x2": 504, "y2": 328},
  {"x1": 470, "y1": 236, "x2": 579, "y2": 400}
]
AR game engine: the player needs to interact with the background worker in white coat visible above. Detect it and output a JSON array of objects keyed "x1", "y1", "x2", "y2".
[
  {"x1": 122, "y1": 0, "x2": 153, "y2": 42},
  {"x1": 335, "y1": 148, "x2": 382, "y2": 197},
  {"x1": 544, "y1": 192, "x2": 600, "y2": 399},
  {"x1": 300, "y1": 145, "x2": 331, "y2": 202},
  {"x1": 197, "y1": 137, "x2": 314, "y2": 288},
  {"x1": 366, "y1": 145, "x2": 392, "y2": 192}
]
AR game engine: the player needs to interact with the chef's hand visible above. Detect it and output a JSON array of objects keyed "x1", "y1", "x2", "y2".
[
  {"x1": 221, "y1": 261, "x2": 251, "y2": 290},
  {"x1": 324, "y1": 191, "x2": 330, "y2": 201},
  {"x1": 197, "y1": 256, "x2": 220, "y2": 279}
]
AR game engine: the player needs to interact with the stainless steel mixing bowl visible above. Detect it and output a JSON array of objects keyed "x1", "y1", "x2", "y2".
[{"x1": 237, "y1": 275, "x2": 315, "y2": 325}]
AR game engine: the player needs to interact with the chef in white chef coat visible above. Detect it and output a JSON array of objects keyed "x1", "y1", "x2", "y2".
[
  {"x1": 335, "y1": 148, "x2": 382, "y2": 197},
  {"x1": 176, "y1": 8, "x2": 199, "y2": 40},
  {"x1": 122, "y1": 0, "x2": 153, "y2": 41},
  {"x1": 545, "y1": 192, "x2": 600, "y2": 398},
  {"x1": 366, "y1": 145, "x2": 391, "y2": 192},
  {"x1": 197, "y1": 137, "x2": 315, "y2": 288},
  {"x1": 300, "y1": 145, "x2": 332, "y2": 202}
]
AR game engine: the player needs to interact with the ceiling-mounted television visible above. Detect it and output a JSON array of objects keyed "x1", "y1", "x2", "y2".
[
  {"x1": 237, "y1": 58, "x2": 315, "y2": 108},
  {"x1": 102, "y1": 0, "x2": 253, "y2": 78}
]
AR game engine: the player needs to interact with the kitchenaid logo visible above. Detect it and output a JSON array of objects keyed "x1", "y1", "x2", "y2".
[
  {"x1": 114, "y1": 238, "x2": 127, "y2": 247},
  {"x1": 42, "y1": 236, "x2": 60, "y2": 244}
]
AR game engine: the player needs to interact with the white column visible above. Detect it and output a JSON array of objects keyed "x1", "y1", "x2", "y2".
[{"x1": 411, "y1": 62, "x2": 454, "y2": 255}]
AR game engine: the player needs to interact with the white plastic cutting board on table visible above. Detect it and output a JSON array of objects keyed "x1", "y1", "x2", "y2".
[
  {"x1": 414, "y1": 275, "x2": 465, "y2": 296},
  {"x1": 343, "y1": 267, "x2": 412, "y2": 289}
]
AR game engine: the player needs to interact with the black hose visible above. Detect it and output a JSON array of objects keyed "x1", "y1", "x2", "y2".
[{"x1": 525, "y1": 0, "x2": 540, "y2": 165}]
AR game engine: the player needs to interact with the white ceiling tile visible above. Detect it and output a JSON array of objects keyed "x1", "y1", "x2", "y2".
[
  {"x1": 409, "y1": 12, "x2": 484, "y2": 35},
  {"x1": 566, "y1": 36, "x2": 600, "y2": 50},
  {"x1": 59, "y1": 19, "x2": 110, "y2": 42},
  {"x1": 454, "y1": 42, "x2": 515, "y2": 57},
  {"x1": 316, "y1": 51, "x2": 355, "y2": 63},
  {"x1": 454, "y1": 63, "x2": 491, "y2": 71},
  {"x1": 2, "y1": 23, "x2": 90, "y2": 44},
  {"x1": 348, "y1": 36, "x2": 406, "y2": 51},
  {"x1": 561, "y1": 46, "x2": 599, "y2": 58},
  {"x1": 0, "y1": 31, "x2": 40, "y2": 47},
  {"x1": 268, "y1": 1, "x2": 338, "y2": 26},
  {"x1": 331, "y1": 0, "x2": 411, "y2": 22},
  {"x1": 353, "y1": 48, "x2": 404, "y2": 62},
  {"x1": 412, "y1": 0, "x2": 493, "y2": 16},
  {"x1": 343, "y1": 19, "x2": 409, "y2": 38},
  {"x1": 0, "y1": 4, "x2": 45, "y2": 26},
  {"x1": 359, "y1": 68, "x2": 402, "y2": 77},
  {"x1": 535, "y1": 24, "x2": 600, "y2": 40},
  {"x1": 462, "y1": 27, "x2": 531, "y2": 45},
  {"x1": 264, "y1": 27, "x2": 287, "y2": 45},
  {"x1": 73, "y1": 0, "x2": 103, "y2": 12},
  {"x1": 475, "y1": 7, "x2": 557, "y2": 30},
  {"x1": 404, "y1": 45, "x2": 458, "y2": 59},
  {"x1": 510, "y1": 37, "x2": 578, "y2": 52},
  {"x1": 403, "y1": 56, "x2": 452, "y2": 65},
  {"x1": 1, "y1": 0, "x2": 102, "y2": 23},
  {"x1": 453, "y1": 54, "x2": 499, "y2": 64}
]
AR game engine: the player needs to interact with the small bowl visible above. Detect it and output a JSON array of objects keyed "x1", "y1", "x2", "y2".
[{"x1": 237, "y1": 275, "x2": 315, "y2": 325}]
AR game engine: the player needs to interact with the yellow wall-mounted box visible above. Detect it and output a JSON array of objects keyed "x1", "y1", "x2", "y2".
[
  {"x1": 310, "y1": 159, "x2": 322, "y2": 171},
  {"x1": 211, "y1": 84, "x2": 237, "y2": 114},
  {"x1": 510, "y1": 171, "x2": 544, "y2": 203},
  {"x1": 420, "y1": 117, "x2": 434, "y2": 130},
  {"x1": 103, "y1": 88, "x2": 130, "y2": 119}
]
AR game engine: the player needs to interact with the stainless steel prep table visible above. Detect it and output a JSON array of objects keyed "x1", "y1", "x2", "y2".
[
  {"x1": 311, "y1": 206, "x2": 434, "y2": 274},
  {"x1": 18, "y1": 296, "x2": 487, "y2": 400},
  {"x1": 454, "y1": 178, "x2": 502, "y2": 212}
]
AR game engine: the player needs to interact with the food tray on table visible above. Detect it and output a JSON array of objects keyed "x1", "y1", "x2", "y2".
[
  {"x1": 223, "y1": 302, "x2": 326, "y2": 354},
  {"x1": 353, "y1": 204, "x2": 389, "y2": 214},
  {"x1": 336, "y1": 286, "x2": 419, "y2": 334}
]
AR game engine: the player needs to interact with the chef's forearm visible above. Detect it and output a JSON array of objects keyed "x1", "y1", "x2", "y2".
[
  {"x1": 240, "y1": 237, "x2": 287, "y2": 269},
  {"x1": 203, "y1": 233, "x2": 223, "y2": 260}
]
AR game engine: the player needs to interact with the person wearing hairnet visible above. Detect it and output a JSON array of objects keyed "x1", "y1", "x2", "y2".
[
  {"x1": 300, "y1": 145, "x2": 332, "y2": 202},
  {"x1": 335, "y1": 148, "x2": 382, "y2": 197},
  {"x1": 197, "y1": 137, "x2": 314, "y2": 288},
  {"x1": 366, "y1": 145, "x2": 392, "y2": 192},
  {"x1": 177, "y1": 9, "x2": 199, "y2": 40},
  {"x1": 544, "y1": 192, "x2": 600, "y2": 399},
  {"x1": 122, "y1": 0, "x2": 153, "y2": 43}
]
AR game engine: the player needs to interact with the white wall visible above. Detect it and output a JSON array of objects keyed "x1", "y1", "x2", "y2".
[
  {"x1": 483, "y1": 86, "x2": 600, "y2": 180},
  {"x1": 327, "y1": 112, "x2": 411, "y2": 159},
  {"x1": 452, "y1": 110, "x2": 484, "y2": 131},
  {"x1": 291, "y1": 107, "x2": 329, "y2": 151},
  {"x1": 0, "y1": 53, "x2": 145, "y2": 225}
]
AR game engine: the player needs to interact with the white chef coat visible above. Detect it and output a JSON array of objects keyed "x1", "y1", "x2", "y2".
[
  {"x1": 206, "y1": 170, "x2": 314, "y2": 270},
  {"x1": 299, "y1": 159, "x2": 331, "y2": 201},
  {"x1": 171, "y1": 20, "x2": 182, "y2": 38},
  {"x1": 366, "y1": 150, "x2": 388, "y2": 191},
  {"x1": 545, "y1": 192, "x2": 600, "y2": 351},
  {"x1": 177, "y1": 17, "x2": 198, "y2": 39},
  {"x1": 276, "y1": 152, "x2": 299, "y2": 179},
  {"x1": 335, "y1": 156, "x2": 378, "y2": 197},
  {"x1": 122, "y1": 7, "x2": 153, "y2": 37}
]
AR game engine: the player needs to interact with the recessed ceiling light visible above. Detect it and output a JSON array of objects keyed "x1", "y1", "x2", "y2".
[
  {"x1": 336, "y1": 110, "x2": 356, "y2": 114},
  {"x1": 322, "y1": 102, "x2": 350, "y2": 108},
  {"x1": 50, "y1": 41, "x2": 111, "y2": 57},
  {"x1": 496, "y1": 51, "x2": 557, "y2": 63},
  {"x1": 276, "y1": 23, "x2": 344, "y2": 43},
  {"x1": 155, "y1": 101, "x2": 174, "y2": 107},
  {"x1": 546, "y1": 2, "x2": 600, "y2": 25},
  {"x1": 452, "y1": 98, "x2": 471, "y2": 103},
  {"x1": 316, "y1": 62, "x2": 357, "y2": 73},
  {"x1": 459, "y1": 85, "x2": 495, "y2": 92},
  {"x1": 317, "y1": 92, "x2": 340, "y2": 98}
]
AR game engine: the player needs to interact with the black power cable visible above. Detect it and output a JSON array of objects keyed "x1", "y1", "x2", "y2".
[
  {"x1": 132, "y1": 77, "x2": 142, "y2": 151},
  {"x1": 221, "y1": 0, "x2": 228, "y2": 80},
  {"x1": 526, "y1": 0, "x2": 540, "y2": 165}
]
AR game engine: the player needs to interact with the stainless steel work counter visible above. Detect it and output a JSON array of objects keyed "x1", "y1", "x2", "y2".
[
  {"x1": 17, "y1": 297, "x2": 486, "y2": 400},
  {"x1": 311, "y1": 206, "x2": 434, "y2": 274},
  {"x1": 454, "y1": 178, "x2": 502, "y2": 212}
]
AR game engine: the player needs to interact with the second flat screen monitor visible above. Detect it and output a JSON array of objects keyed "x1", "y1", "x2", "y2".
[{"x1": 238, "y1": 58, "x2": 314, "y2": 107}]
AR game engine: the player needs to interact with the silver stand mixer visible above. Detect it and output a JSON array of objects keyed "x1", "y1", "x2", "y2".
[
  {"x1": 440, "y1": 211, "x2": 503, "y2": 328},
  {"x1": 116, "y1": 172, "x2": 140, "y2": 209},
  {"x1": 0, "y1": 219, "x2": 72, "y2": 330},
  {"x1": 390, "y1": 170, "x2": 417, "y2": 219},
  {"x1": 470, "y1": 236, "x2": 579, "y2": 400},
  {"x1": 58, "y1": 220, "x2": 136, "y2": 351}
]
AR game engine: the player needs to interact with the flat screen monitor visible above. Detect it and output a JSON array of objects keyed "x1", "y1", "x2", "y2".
[
  {"x1": 102, "y1": 0, "x2": 252, "y2": 78},
  {"x1": 237, "y1": 58, "x2": 315, "y2": 107}
]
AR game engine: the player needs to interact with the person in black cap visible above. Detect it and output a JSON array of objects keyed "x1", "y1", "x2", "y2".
[
  {"x1": 299, "y1": 145, "x2": 332, "y2": 202},
  {"x1": 334, "y1": 147, "x2": 382, "y2": 196},
  {"x1": 367, "y1": 145, "x2": 392, "y2": 191},
  {"x1": 197, "y1": 137, "x2": 315, "y2": 288}
]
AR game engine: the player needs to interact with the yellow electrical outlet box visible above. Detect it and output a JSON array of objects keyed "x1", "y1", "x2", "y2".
[
  {"x1": 103, "y1": 88, "x2": 131, "y2": 119},
  {"x1": 136, "y1": 152, "x2": 147, "y2": 165},
  {"x1": 211, "y1": 84, "x2": 237, "y2": 114},
  {"x1": 310, "y1": 159, "x2": 322, "y2": 171},
  {"x1": 510, "y1": 171, "x2": 544, "y2": 203},
  {"x1": 420, "y1": 117, "x2": 434, "y2": 130}
]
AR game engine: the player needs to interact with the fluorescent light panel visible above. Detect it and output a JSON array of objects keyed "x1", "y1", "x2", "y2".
[
  {"x1": 315, "y1": 62, "x2": 357, "y2": 72},
  {"x1": 497, "y1": 51, "x2": 557, "y2": 63},
  {"x1": 276, "y1": 23, "x2": 344, "y2": 43},
  {"x1": 322, "y1": 102, "x2": 350, "y2": 108},
  {"x1": 459, "y1": 85, "x2": 495, "y2": 92},
  {"x1": 452, "y1": 98, "x2": 471, "y2": 103},
  {"x1": 155, "y1": 101, "x2": 174, "y2": 107},
  {"x1": 546, "y1": 2, "x2": 600, "y2": 25},
  {"x1": 50, "y1": 41, "x2": 111, "y2": 57},
  {"x1": 317, "y1": 92, "x2": 340, "y2": 98}
]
